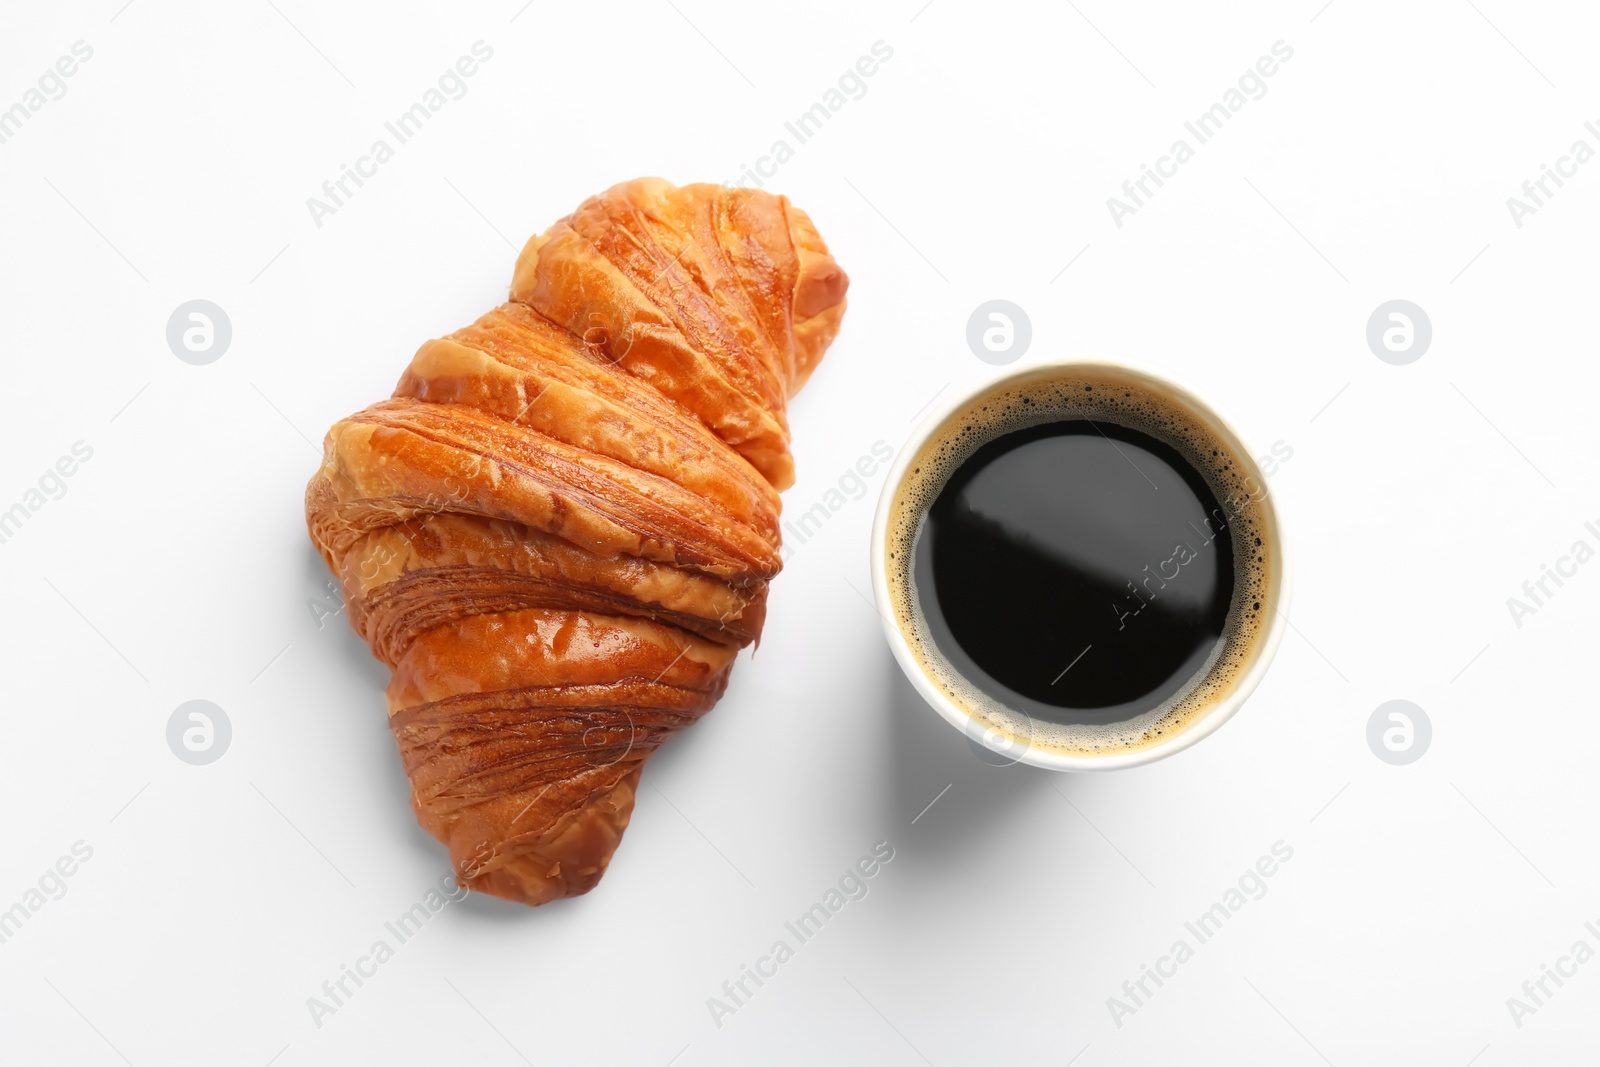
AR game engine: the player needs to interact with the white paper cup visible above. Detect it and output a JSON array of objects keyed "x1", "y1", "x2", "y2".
[{"x1": 869, "y1": 357, "x2": 1291, "y2": 771}]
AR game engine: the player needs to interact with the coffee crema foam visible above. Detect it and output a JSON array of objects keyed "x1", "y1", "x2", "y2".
[{"x1": 885, "y1": 367, "x2": 1277, "y2": 758}]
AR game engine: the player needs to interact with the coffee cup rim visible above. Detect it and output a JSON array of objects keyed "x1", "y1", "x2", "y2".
[{"x1": 869, "y1": 354, "x2": 1293, "y2": 772}]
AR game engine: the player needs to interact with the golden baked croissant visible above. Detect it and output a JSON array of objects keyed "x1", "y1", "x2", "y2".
[{"x1": 306, "y1": 178, "x2": 847, "y2": 905}]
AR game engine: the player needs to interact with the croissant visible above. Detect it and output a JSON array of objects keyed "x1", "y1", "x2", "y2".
[{"x1": 306, "y1": 178, "x2": 847, "y2": 905}]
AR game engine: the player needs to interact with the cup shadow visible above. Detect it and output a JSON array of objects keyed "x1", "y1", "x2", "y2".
[{"x1": 878, "y1": 644, "x2": 1061, "y2": 875}]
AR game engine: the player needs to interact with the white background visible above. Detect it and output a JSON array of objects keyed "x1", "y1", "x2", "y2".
[{"x1": 1, "y1": 1, "x2": 1596, "y2": 1063}]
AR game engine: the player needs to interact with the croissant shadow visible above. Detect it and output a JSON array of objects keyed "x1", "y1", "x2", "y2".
[
  {"x1": 449, "y1": 878, "x2": 578, "y2": 923},
  {"x1": 302, "y1": 543, "x2": 390, "y2": 689},
  {"x1": 299, "y1": 547, "x2": 494, "y2": 909},
  {"x1": 300, "y1": 544, "x2": 439, "y2": 846}
]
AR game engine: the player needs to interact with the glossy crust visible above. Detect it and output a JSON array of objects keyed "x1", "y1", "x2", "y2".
[{"x1": 306, "y1": 179, "x2": 847, "y2": 905}]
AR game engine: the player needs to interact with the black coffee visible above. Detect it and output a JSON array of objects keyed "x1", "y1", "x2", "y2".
[
  {"x1": 885, "y1": 372, "x2": 1273, "y2": 755},
  {"x1": 913, "y1": 420, "x2": 1235, "y2": 726}
]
